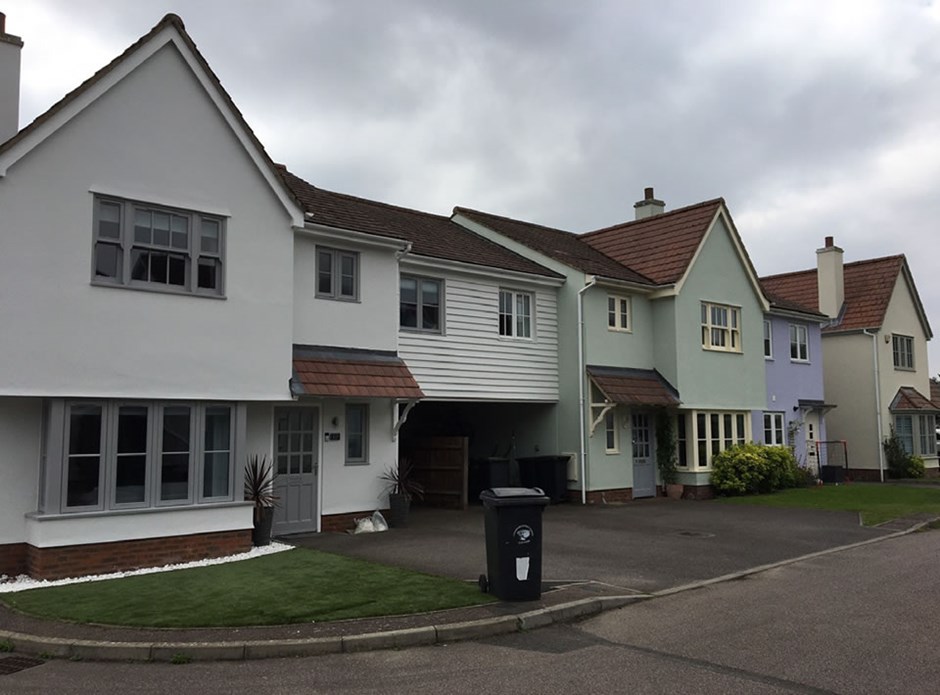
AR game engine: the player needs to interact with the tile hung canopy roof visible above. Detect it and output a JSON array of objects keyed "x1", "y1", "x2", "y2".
[
  {"x1": 931, "y1": 380, "x2": 940, "y2": 407},
  {"x1": 761, "y1": 256, "x2": 907, "y2": 333},
  {"x1": 890, "y1": 387, "x2": 940, "y2": 413},
  {"x1": 279, "y1": 169, "x2": 562, "y2": 279},
  {"x1": 580, "y1": 199, "x2": 724, "y2": 285},
  {"x1": 587, "y1": 366, "x2": 680, "y2": 407},
  {"x1": 453, "y1": 207, "x2": 654, "y2": 286},
  {"x1": 292, "y1": 345, "x2": 424, "y2": 399}
]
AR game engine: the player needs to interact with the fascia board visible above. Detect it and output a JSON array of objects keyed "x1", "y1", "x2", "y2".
[
  {"x1": 401, "y1": 253, "x2": 565, "y2": 288},
  {"x1": 296, "y1": 222, "x2": 410, "y2": 252}
]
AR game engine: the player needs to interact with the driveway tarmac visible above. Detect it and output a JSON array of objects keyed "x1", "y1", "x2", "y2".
[{"x1": 291, "y1": 498, "x2": 888, "y2": 593}]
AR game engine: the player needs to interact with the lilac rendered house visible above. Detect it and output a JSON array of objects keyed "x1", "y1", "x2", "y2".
[{"x1": 758, "y1": 287, "x2": 832, "y2": 470}]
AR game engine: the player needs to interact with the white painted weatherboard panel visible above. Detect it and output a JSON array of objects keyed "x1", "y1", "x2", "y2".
[{"x1": 399, "y1": 276, "x2": 559, "y2": 401}]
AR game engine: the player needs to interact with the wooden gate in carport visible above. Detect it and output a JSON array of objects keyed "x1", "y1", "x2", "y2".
[{"x1": 405, "y1": 436, "x2": 469, "y2": 510}]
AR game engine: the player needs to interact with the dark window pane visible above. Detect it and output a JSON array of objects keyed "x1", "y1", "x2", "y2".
[
  {"x1": 198, "y1": 258, "x2": 218, "y2": 289},
  {"x1": 400, "y1": 303, "x2": 417, "y2": 328},
  {"x1": 400, "y1": 277, "x2": 417, "y2": 303},
  {"x1": 203, "y1": 452, "x2": 230, "y2": 498},
  {"x1": 98, "y1": 201, "x2": 122, "y2": 239},
  {"x1": 168, "y1": 255, "x2": 186, "y2": 286},
  {"x1": 302, "y1": 454, "x2": 313, "y2": 473},
  {"x1": 340, "y1": 273, "x2": 355, "y2": 297},
  {"x1": 170, "y1": 216, "x2": 188, "y2": 250},
  {"x1": 134, "y1": 210, "x2": 152, "y2": 243},
  {"x1": 276, "y1": 454, "x2": 288, "y2": 475},
  {"x1": 422, "y1": 305, "x2": 440, "y2": 330},
  {"x1": 317, "y1": 250, "x2": 333, "y2": 294},
  {"x1": 290, "y1": 454, "x2": 300, "y2": 474},
  {"x1": 95, "y1": 242, "x2": 121, "y2": 279},
  {"x1": 131, "y1": 249, "x2": 149, "y2": 281},
  {"x1": 151, "y1": 252, "x2": 168, "y2": 283},
  {"x1": 163, "y1": 407, "x2": 191, "y2": 452},
  {"x1": 69, "y1": 406, "x2": 102, "y2": 455},
  {"x1": 153, "y1": 224, "x2": 170, "y2": 247},
  {"x1": 200, "y1": 219, "x2": 219, "y2": 253},
  {"x1": 161, "y1": 453, "x2": 190, "y2": 501},
  {"x1": 205, "y1": 407, "x2": 231, "y2": 450},
  {"x1": 118, "y1": 406, "x2": 148, "y2": 453},
  {"x1": 116, "y1": 454, "x2": 147, "y2": 504},
  {"x1": 67, "y1": 456, "x2": 100, "y2": 507}
]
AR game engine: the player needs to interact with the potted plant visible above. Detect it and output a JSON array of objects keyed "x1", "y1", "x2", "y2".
[
  {"x1": 244, "y1": 454, "x2": 278, "y2": 546},
  {"x1": 655, "y1": 411, "x2": 683, "y2": 500},
  {"x1": 380, "y1": 458, "x2": 424, "y2": 528}
]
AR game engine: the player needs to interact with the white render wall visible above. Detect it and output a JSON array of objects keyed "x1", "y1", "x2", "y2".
[
  {"x1": 398, "y1": 266, "x2": 559, "y2": 401},
  {"x1": 0, "y1": 398, "x2": 41, "y2": 544},
  {"x1": 293, "y1": 236, "x2": 399, "y2": 351},
  {"x1": 0, "y1": 43, "x2": 295, "y2": 401}
]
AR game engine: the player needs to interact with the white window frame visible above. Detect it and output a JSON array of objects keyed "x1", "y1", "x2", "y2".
[
  {"x1": 607, "y1": 295, "x2": 631, "y2": 332},
  {"x1": 92, "y1": 195, "x2": 225, "y2": 297},
  {"x1": 701, "y1": 302, "x2": 741, "y2": 353},
  {"x1": 918, "y1": 415, "x2": 936, "y2": 457},
  {"x1": 498, "y1": 289, "x2": 533, "y2": 339},
  {"x1": 763, "y1": 320, "x2": 773, "y2": 359},
  {"x1": 345, "y1": 403, "x2": 369, "y2": 464},
  {"x1": 693, "y1": 410, "x2": 749, "y2": 468},
  {"x1": 604, "y1": 410, "x2": 619, "y2": 454},
  {"x1": 400, "y1": 275, "x2": 443, "y2": 333},
  {"x1": 892, "y1": 334, "x2": 914, "y2": 370},
  {"x1": 53, "y1": 400, "x2": 236, "y2": 514},
  {"x1": 895, "y1": 414, "x2": 914, "y2": 455},
  {"x1": 316, "y1": 247, "x2": 359, "y2": 301},
  {"x1": 789, "y1": 324, "x2": 809, "y2": 362},
  {"x1": 763, "y1": 412, "x2": 785, "y2": 446}
]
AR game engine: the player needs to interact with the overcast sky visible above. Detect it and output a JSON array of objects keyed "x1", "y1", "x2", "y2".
[{"x1": 5, "y1": 0, "x2": 940, "y2": 374}]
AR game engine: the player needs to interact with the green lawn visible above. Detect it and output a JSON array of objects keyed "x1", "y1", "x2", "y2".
[
  {"x1": 1, "y1": 548, "x2": 493, "y2": 628},
  {"x1": 719, "y1": 483, "x2": 940, "y2": 525}
]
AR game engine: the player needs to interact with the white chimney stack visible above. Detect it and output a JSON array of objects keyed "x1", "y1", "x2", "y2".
[
  {"x1": 0, "y1": 12, "x2": 23, "y2": 145},
  {"x1": 634, "y1": 186, "x2": 665, "y2": 220},
  {"x1": 816, "y1": 235, "x2": 844, "y2": 319}
]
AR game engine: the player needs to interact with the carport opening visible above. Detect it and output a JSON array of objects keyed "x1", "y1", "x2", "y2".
[{"x1": 398, "y1": 401, "x2": 561, "y2": 509}]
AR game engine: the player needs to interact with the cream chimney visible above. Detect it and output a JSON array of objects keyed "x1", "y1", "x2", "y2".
[
  {"x1": 634, "y1": 186, "x2": 665, "y2": 220},
  {"x1": 816, "y1": 236, "x2": 844, "y2": 319},
  {"x1": 0, "y1": 12, "x2": 23, "y2": 145}
]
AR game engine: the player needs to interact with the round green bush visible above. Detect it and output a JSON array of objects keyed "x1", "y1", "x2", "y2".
[{"x1": 711, "y1": 443, "x2": 803, "y2": 496}]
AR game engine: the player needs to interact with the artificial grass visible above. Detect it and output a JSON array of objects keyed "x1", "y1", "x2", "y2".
[
  {"x1": 1, "y1": 548, "x2": 494, "y2": 628},
  {"x1": 719, "y1": 482, "x2": 940, "y2": 525}
]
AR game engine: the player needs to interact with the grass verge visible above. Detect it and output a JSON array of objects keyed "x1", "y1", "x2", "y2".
[
  {"x1": 1, "y1": 548, "x2": 494, "y2": 628},
  {"x1": 718, "y1": 483, "x2": 940, "y2": 525}
]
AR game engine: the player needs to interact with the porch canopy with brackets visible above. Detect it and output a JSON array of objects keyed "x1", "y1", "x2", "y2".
[{"x1": 586, "y1": 365, "x2": 680, "y2": 434}]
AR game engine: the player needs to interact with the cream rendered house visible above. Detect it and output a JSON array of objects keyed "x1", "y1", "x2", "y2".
[{"x1": 762, "y1": 238, "x2": 938, "y2": 478}]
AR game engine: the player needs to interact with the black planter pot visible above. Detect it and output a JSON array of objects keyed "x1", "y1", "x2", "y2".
[
  {"x1": 387, "y1": 493, "x2": 410, "y2": 528},
  {"x1": 252, "y1": 506, "x2": 275, "y2": 546}
]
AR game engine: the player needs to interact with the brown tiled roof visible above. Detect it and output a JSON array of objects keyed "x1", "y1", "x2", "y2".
[
  {"x1": 580, "y1": 199, "x2": 723, "y2": 284},
  {"x1": 587, "y1": 366, "x2": 680, "y2": 407},
  {"x1": 280, "y1": 170, "x2": 561, "y2": 279},
  {"x1": 453, "y1": 207, "x2": 653, "y2": 285},
  {"x1": 0, "y1": 14, "x2": 296, "y2": 212},
  {"x1": 930, "y1": 379, "x2": 940, "y2": 407},
  {"x1": 889, "y1": 387, "x2": 940, "y2": 412},
  {"x1": 760, "y1": 283, "x2": 826, "y2": 318},
  {"x1": 761, "y1": 256, "x2": 905, "y2": 333},
  {"x1": 292, "y1": 346, "x2": 424, "y2": 399}
]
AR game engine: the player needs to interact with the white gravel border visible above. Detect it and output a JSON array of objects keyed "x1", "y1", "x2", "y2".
[{"x1": 0, "y1": 542, "x2": 294, "y2": 593}]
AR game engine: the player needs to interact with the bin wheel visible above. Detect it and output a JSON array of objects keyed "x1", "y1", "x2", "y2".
[{"x1": 478, "y1": 574, "x2": 488, "y2": 593}]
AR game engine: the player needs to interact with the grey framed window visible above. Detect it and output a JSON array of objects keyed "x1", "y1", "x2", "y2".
[
  {"x1": 892, "y1": 334, "x2": 914, "y2": 370},
  {"x1": 56, "y1": 401, "x2": 236, "y2": 513},
  {"x1": 400, "y1": 275, "x2": 442, "y2": 332},
  {"x1": 345, "y1": 404, "x2": 369, "y2": 464},
  {"x1": 498, "y1": 289, "x2": 533, "y2": 338},
  {"x1": 275, "y1": 408, "x2": 316, "y2": 476},
  {"x1": 317, "y1": 247, "x2": 359, "y2": 300},
  {"x1": 789, "y1": 324, "x2": 809, "y2": 362},
  {"x1": 92, "y1": 196, "x2": 225, "y2": 296},
  {"x1": 763, "y1": 320, "x2": 773, "y2": 359}
]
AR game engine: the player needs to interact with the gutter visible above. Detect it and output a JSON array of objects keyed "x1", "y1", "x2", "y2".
[
  {"x1": 577, "y1": 275, "x2": 598, "y2": 505},
  {"x1": 863, "y1": 329, "x2": 885, "y2": 481}
]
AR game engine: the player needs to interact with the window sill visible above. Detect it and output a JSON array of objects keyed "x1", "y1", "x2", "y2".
[
  {"x1": 91, "y1": 279, "x2": 226, "y2": 300},
  {"x1": 28, "y1": 500, "x2": 250, "y2": 520},
  {"x1": 893, "y1": 366, "x2": 916, "y2": 372},
  {"x1": 789, "y1": 359, "x2": 811, "y2": 365},
  {"x1": 498, "y1": 335, "x2": 534, "y2": 342},
  {"x1": 400, "y1": 327, "x2": 444, "y2": 336},
  {"x1": 607, "y1": 327, "x2": 632, "y2": 334},
  {"x1": 701, "y1": 347, "x2": 742, "y2": 354},
  {"x1": 315, "y1": 294, "x2": 361, "y2": 304}
]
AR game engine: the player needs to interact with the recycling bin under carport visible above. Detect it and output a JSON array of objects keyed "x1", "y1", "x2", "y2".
[{"x1": 479, "y1": 487, "x2": 550, "y2": 601}]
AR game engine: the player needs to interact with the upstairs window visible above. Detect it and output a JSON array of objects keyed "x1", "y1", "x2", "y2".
[
  {"x1": 93, "y1": 196, "x2": 224, "y2": 296},
  {"x1": 789, "y1": 324, "x2": 809, "y2": 362},
  {"x1": 892, "y1": 334, "x2": 914, "y2": 370},
  {"x1": 607, "y1": 296, "x2": 631, "y2": 332},
  {"x1": 701, "y1": 302, "x2": 741, "y2": 352},
  {"x1": 316, "y1": 247, "x2": 358, "y2": 301},
  {"x1": 499, "y1": 289, "x2": 532, "y2": 338},
  {"x1": 763, "y1": 320, "x2": 773, "y2": 359},
  {"x1": 400, "y1": 275, "x2": 442, "y2": 333}
]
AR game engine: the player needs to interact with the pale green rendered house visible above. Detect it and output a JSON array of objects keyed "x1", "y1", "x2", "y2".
[{"x1": 453, "y1": 189, "x2": 769, "y2": 500}]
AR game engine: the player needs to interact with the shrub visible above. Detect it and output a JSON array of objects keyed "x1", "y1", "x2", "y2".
[
  {"x1": 883, "y1": 428, "x2": 925, "y2": 479},
  {"x1": 711, "y1": 443, "x2": 803, "y2": 496}
]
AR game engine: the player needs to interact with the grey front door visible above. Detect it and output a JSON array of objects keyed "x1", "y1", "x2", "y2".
[
  {"x1": 632, "y1": 413, "x2": 656, "y2": 498},
  {"x1": 272, "y1": 407, "x2": 319, "y2": 535}
]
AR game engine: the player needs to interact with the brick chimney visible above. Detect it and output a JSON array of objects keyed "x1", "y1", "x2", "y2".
[
  {"x1": 816, "y1": 236, "x2": 844, "y2": 319},
  {"x1": 0, "y1": 12, "x2": 23, "y2": 145},
  {"x1": 634, "y1": 186, "x2": 665, "y2": 220}
]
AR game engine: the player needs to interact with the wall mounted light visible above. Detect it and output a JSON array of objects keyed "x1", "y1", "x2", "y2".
[{"x1": 331, "y1": 416, "x2": 339, "y2": 426}]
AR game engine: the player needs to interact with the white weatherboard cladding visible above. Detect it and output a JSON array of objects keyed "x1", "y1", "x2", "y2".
[
  {"x1": 0, "y1": 43, "x2": 294, "y2": 400},
  {"x1": 399, "y1": 273, "x2": 559, "y2": 401},
  {"x1": 24, "y1": 503, "x2": 252, "y2": 548},
  {"x1": 0, "y1": 398, "x2": 41, "y2": 544},
  {"x1": 293, "y1": 236, "x2": 398, "y2": 351}
]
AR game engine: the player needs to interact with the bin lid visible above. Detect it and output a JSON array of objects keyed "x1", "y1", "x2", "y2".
[{"x1": 479, "y1": 487, "x2": 550, "y2": 507}]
